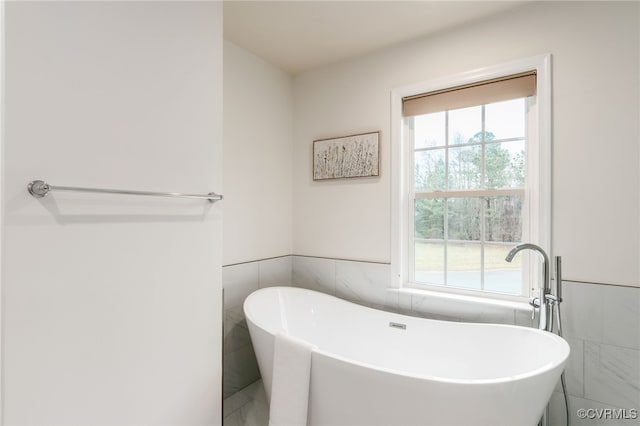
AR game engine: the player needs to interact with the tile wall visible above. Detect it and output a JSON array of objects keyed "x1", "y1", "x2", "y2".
[
  {"x1": 222, "y1": 256, "x2": 292, "y2": 399},
  {"x1": 548, "y1": 282, "x2": 640, "y2": 425},
  {"x1": 223, "y1": 255, "x2": 640, "y2": 425}
]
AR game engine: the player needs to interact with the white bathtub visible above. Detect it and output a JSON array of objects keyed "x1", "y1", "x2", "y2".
[{"x1": 244, "y1": 286, "x2": 569, "y2": 426}]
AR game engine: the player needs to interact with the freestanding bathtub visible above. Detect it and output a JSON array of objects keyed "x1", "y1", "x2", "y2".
[{"x1": 244, "y1": 286, "x2": 569, "y2": 426}]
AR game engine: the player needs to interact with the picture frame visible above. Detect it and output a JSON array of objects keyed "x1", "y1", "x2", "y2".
[{"x1": 313, "y1": 131, "x2": 380, "y2": 180}]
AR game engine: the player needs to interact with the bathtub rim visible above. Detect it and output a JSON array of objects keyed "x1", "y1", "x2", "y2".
[{"x1": 244, "y1": 286, "x2": 570, "y2": 386}]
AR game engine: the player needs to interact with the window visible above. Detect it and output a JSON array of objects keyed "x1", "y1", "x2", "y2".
[{"x1": 391, "y1": 56, "x2": 551, "y2": 302}]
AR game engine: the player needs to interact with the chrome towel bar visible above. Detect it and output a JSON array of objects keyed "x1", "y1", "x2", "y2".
[{"x1": 27, "y1": 180, "x2": 223, "y2": 203}]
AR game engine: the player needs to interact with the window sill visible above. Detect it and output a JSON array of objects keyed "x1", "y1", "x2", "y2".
[{"x1": 387, "y1": 286, "x2": 533, "y2": 324}]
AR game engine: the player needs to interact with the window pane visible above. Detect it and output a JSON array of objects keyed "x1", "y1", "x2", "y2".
[
  {"x1": 448, "y1": 145, "x2": 482, "y2": 189},
  {"x1": 414, "y1": 150, "x2": 445, "y2": 191},
  {"x1": 414, "y1": 199, "x2": 444, "y2": 239},
  {"x1": 484, "y1": 195, "x2": 523, "y2": 243},
  {"x1": 484, "y1": 195, "x2": 523, "y2": 295},
  {"x1": 447, "y1": 241, "x2": 481, "y2": 290},
  {"x1": 414, "y1": 112, "x2": 446, "y2": 149},
  {"x1": 485, "y1": 141, "x2": 525, "y2": 188},
  {"x1": 414, "y1": 240, "x2": 445, "y2": 286},
  {"x1": 447, "y1": 198, "x2": 482, "y2": 290},
  {"x1": 448, "y1": 197, "x2": 481, "y2": 240},
  {"x1": 448, "y1": 106, "x2": 482, "y2": 145},
  {"x1": 484, "y1": 243, "x2": 522, "y2": 295},
  {"x1": 485, "y1": 98, "x2": 525, "y2": 140}
]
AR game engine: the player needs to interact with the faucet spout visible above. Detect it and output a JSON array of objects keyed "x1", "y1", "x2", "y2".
[
  {"x1": 505, "y1": 243, "x2": 551, "y2": 331},
  {"x1": 505, "y1": 243, "x2": 550, "y2": 291}
]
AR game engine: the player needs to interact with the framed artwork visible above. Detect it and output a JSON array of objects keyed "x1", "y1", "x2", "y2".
[{"x1": 313, "y1": 131, "x2": 380, "y2": 180}]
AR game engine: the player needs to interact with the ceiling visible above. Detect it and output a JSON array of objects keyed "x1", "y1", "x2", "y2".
[{"x1": 223, "y1": 1, "x2": 528, "y2": 75}]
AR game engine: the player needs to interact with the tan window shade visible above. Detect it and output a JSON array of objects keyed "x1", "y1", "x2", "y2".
[{"x1": 403, "y1": 71, "x2": 536, "y2": 117}]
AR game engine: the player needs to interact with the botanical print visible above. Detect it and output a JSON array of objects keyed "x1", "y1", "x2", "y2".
[{"x1": 313, "y1": 132, "x2": 379, "y2": 180}]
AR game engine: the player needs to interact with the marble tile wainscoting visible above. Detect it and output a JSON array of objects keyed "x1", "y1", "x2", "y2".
[
  {"x1": 548, "y1": 282, "x2": 640, "y2": 426},
  {"x1": 222, "y1": 256, "x2": 292, "y2": 401},
  {"x1": 223, "y1": 254, "x2": 640, "y2": 426}
]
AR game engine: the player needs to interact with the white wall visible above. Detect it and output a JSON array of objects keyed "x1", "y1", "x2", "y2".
[
  {"x1": 3, "y1": 2, "x2": 223, "y2": 424},
  {"x1": 293, "y1": 1, "x2": 639, "y2": 287},
  {"x1": 223, "y1": 41, "x2": 293, "y2": 265}
]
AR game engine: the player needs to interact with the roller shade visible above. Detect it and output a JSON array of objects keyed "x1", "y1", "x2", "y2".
[{"x1": 403, "y1": 71, "x2": 536, "y2": 117}]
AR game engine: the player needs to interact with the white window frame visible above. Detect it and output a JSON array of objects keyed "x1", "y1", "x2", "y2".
[{"x1": 390, "y1": 55, "x2": 551, "y2": 302}]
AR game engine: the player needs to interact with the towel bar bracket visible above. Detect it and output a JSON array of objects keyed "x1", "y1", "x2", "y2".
[{"x1": 27, "y1": 180, "x2": 50, "y2": 198}]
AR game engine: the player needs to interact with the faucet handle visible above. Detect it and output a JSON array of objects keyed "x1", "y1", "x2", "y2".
[{"x1": 529, "y1": 297, "x2": 539, "y2": 321}]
